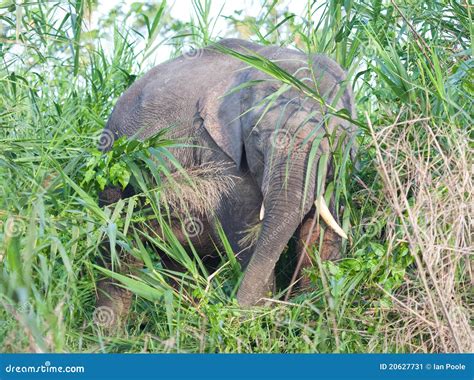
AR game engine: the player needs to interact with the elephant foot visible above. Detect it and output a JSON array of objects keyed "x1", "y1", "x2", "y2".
[
  {"x1": 94, "y1": 248, "x2": 143, "y2": 332},
  {"x1": 94, "y1": 279, "x2": 133, "y2": 331}
]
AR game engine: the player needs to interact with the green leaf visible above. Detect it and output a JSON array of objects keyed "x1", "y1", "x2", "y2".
[{"x1": 94, "y1": 265, "x2": 164, "y2": 302}]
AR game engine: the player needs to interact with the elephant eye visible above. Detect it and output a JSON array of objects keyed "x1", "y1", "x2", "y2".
[{"x1": 250, "y1": 129, "x2": 262, "y2": 143}]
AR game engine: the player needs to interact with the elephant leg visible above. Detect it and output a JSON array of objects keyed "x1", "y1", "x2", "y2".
[
  {"x1": 219, "y1": 172, "x2": 262, "y2": 266},
  {"x1": 292, "y1": 211, "x2": 319, "y2": 292},
  {"x1": 150, "y1": 216, "x2": 220, "y2": 291},
  {"x1": 95, "y1": 279, "x2": 134, "y2": 329},
  {"x1": 94, "y1": 249, "x2": 143, "y2": 331},
  {"x1": 290, "y1": 207, "x2": 342, "y2": 295}
]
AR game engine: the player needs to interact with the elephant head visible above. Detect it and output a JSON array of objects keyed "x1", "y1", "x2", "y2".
[{"x1": 200, "y1": 52, "x2": 355, "y2": 306}]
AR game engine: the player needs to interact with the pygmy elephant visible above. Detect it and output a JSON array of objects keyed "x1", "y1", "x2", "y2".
[{"x1": 96, "y1": 38, "x2": 356, "y2": 320}]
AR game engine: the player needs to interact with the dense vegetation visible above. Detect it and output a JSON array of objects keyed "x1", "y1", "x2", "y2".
[{"x1": 0, "y1": 0, "x2": 472, "y2": 353}]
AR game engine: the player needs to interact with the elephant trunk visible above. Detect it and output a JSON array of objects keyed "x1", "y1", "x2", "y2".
[{"x1": 237, "y1": 156, "x2": 315, "y2": 306}]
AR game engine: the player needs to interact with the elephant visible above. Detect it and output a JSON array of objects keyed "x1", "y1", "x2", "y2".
[{"x1": 95, "y1": 38, "x2": 356, "y2": 321}]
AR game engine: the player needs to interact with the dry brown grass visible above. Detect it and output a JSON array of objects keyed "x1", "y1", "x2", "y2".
[
  {"x1": 238, "y1": 222, "x2": 263, "y2": 248},
  {"x1": 160, "y1": 162, "x2": 237, "y2": 218},
  {"x1": 367, "y1": 112, "x2": 473, "y2": 353}
]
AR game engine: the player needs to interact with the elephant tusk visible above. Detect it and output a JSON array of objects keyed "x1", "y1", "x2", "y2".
[
  {"x1": 259, "y1": 203, "x2": 265, "y2": 221},
  {"x1": 315, "y1": 195, "x2": 348, "y2": 239}
]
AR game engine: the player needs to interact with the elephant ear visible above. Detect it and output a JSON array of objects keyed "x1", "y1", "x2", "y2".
[{"x1": 199, "y1": 83, "x2": 243, "y2": 166}]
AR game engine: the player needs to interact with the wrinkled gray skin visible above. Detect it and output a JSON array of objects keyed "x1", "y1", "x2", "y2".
[{"x1": 98, "y1": 38, "x2": 355, "y2": 313}]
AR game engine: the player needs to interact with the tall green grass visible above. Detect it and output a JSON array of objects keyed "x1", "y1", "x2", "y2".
[{"x1": 0, "y1": 0, "x2": 472, "y2": 352}]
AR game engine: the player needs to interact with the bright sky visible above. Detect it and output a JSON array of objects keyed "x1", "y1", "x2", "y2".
[
  {"x1": 96, "y1": 0, "x2": 306, "y2": 24},
  {"x1": 166, "y1": 0, "x2": 306, "y2": 29},
  {"x1": 93, "y1": 0, "x2": 308, "y2": 64}
]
